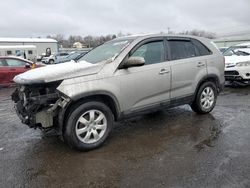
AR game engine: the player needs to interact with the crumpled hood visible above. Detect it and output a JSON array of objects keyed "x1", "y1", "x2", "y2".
[{"x1": 14, "y1": 61, "x2": 102, "y2": 84}]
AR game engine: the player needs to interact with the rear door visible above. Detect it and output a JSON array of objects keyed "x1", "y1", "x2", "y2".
[{"x1": 166, "y1": 37, "x2": 209, "y2": 100}]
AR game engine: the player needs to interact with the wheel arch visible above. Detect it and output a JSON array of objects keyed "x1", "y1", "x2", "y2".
[
  {"x1": 194, "y1": 74, "x2": 220, "y2": 100},
  {"x1": 72, "y1": 92, "x2": 120, "y2": 118},
  {"x1": 59, "y1": 91, "x2": 120, "y2": 136}
]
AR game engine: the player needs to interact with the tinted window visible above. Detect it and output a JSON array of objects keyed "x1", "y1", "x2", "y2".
[
  {"x1": 28, "y1": 50, "x2": 33, "y2": 55},
  {"x1": 192, "y1": 39, "x2": 211, "y2": 56},
  {"x1": 131, "y1": 41, "x2": 164, "y2": 64},
  {"x1": 59, "y1": 53, "x2": 69, "y2": 56},
  {"x1": 168, "y1": 40, "x2": 196, "y2": 60},
  {"x1": 7, "y1": 51, "x2": 12, "y2": 55},
  {"x1": 6, "y1": 59, "x2": 26, "y2": 67}
]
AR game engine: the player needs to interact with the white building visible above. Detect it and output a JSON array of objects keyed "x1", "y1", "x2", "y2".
[
  {"x1": 73, "y1": 42, "x2": 85, "y2": 49},
  {"x1": 0, "y1": 37, "x2": 58, "y2": 57},
  {"x1": 0, "y1": 45, "x2": 37, "y2": 62}
]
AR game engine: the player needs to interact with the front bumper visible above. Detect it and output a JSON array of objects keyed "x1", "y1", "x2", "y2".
[
  {"x1": 225, "y1": 67, "x2": 250, "y2": 81},
  {"x1": 41, "y1": 59, "x2": 49, "y2": 64},
  {"x1": 12, "y1": 84, "x2": 70, "y2": 129}
]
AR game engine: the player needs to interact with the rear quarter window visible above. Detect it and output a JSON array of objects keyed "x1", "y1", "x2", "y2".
[{"x1": 192, "y1": 39, "x2": 212, "y2": 56}]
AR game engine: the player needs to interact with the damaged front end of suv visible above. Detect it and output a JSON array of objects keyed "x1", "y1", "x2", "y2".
[
  {"x1": 12, "y1": 81, "x2": 70, "y2": 130},
  {"x1": 11, "y1": 60, "x2": 102, "y2": 133}
]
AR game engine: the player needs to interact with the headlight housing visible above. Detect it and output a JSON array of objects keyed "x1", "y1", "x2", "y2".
[{"x1": 236, "y1": 61, "x2": 250, "y2": 67}]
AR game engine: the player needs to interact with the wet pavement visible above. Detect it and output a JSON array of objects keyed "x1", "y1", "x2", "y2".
[{"x1": 0, "y1": 86, "x2": 250, "y2": 188}]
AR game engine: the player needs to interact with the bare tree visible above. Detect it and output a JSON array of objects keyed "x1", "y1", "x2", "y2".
[
  {"x1": 47, "y1": 30, "x2": 216, "y2": 49},
  {"x1": 179, "y1": 29, "x2": 216, "y2": 39}
]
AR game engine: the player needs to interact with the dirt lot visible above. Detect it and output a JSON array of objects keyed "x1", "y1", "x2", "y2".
[{"x1": 0, "y1": 86, "x2": 250, "y2": 188}]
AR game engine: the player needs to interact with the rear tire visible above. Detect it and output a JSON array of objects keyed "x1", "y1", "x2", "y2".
[
  {"x1": 63, "y1": 101, "x2": 114, "y2": 151},
  {"x1": 191, "y1": 82, "x2": 217, "y2": 114}
]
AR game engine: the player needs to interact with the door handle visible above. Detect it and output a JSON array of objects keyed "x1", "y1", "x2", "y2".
[
  {"x1": 159, "y1": 68, "x2": 170, "y2": 75},
  {"x1": 197, "y1": 62, "x2": 205, "y2": 67}
]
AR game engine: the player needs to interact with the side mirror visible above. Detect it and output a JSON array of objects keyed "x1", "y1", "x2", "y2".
[
  {"x1": 25, "y1": 63, "x2": 31, "y2": 68},
  {"x1": 123, "y1": 56, "x2": 145, "y2": 68}
]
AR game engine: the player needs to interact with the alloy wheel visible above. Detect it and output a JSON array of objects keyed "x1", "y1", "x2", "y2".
[
  {"x1": 200, "y1": 86, "x2": 215, "y2": 110},
  {"x1": 75, "y1": 110, "x2": 107, "y2": 144}
]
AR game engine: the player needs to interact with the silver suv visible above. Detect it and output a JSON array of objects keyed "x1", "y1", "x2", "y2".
[{"x1": 12, "y1": 34, "x2": 225, "y2": 151}]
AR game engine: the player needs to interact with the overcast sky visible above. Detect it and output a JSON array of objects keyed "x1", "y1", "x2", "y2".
[{"x1": 1, "y1": 0, "x2": 250, "y2": 38}]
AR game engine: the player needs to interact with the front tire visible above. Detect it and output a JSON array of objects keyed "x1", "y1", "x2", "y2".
[
  {"x1": 191, "y1": 82, "x2": 217, "y2": 114},
  {"x1": 48, "y1": 59, "x2": 54, "y2": 64},
  {"x1": 63, "y1": 101, "x2": 114, "y2": 151}
]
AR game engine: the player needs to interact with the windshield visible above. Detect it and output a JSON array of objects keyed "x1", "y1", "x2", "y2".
[
  {"x1": 78, "y1": 39, "x2": 131, "y2": 64},
  {"x1": 223, "y1": 46, "x2": 250, "y2": 56}
]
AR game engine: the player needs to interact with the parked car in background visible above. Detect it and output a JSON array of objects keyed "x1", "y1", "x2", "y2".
[
  {"x1": 41, "y1": 52, "x2": 69, "y2": 64},
  {"x1": 12, "y1": 34, "x2": 224, "y2": 151},
  {"x1": 55, "y1": 51, "x2": 87, "y2": 64},
  {"x1": 37, "y1": 53, "x2": 46, "y2": 62},
  {"x1": 223, "y1": 43, "x2": 250, "y2": 83},
  {"x1": 0, "y1": 56, "x2": 42, "y2": 86}
]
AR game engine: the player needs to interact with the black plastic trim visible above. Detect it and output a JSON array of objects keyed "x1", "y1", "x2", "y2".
[{"x1": 119, "y1": 94, "x2": 193, "y2": 120}]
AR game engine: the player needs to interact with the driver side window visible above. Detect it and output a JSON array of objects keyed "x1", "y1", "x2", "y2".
[{"x1": 131, "y1": 41, "x2": 164, "y2": 65}]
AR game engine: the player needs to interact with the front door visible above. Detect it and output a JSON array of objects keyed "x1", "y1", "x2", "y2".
[{"x1": 115, "y1": 39, "x2": 171, "y2": 114}]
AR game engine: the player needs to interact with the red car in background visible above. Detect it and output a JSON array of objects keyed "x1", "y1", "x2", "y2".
[{"x1": 0, "y1": 56, "x2": 41, "y2": 87}]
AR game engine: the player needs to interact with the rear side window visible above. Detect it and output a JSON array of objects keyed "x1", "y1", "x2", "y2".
[
  {"x1": 192, "y1": 39, "x2": 211, "y2": 56},
  {"x1": 59, "y1": 53, "x2": 68, "y2": 56},
  {"x1": 168, "y1": 40, "x2": 196, "y2": 60},
  {"x1": 131, "y1": 41, "x2": 164, "y2": 65},
  {"x1": 6, "y1": 59, "x2": 26, "y2": 67}
]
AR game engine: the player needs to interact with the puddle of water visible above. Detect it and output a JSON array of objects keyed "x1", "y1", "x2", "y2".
[{"x1": 194, "y1": 118, "x2": 223, "y2": 152}]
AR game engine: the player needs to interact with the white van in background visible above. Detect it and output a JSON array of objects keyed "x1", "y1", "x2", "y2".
[{"x1": 0, "y1": 45, "x2": 37, "y2": 62}]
